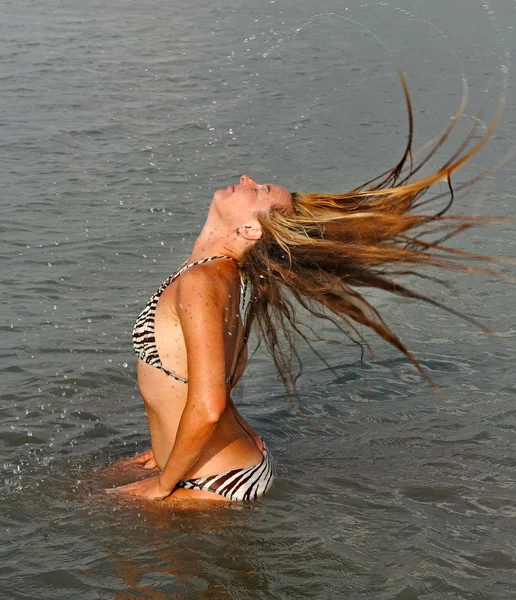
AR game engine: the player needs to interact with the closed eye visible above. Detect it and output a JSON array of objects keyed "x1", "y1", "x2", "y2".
[{"x1": 256, "y1": 185, "x2": 271, "y2": 194}]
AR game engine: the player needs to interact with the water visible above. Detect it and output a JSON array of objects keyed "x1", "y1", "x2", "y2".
[{"x1": 2, "y1": 0, "x2": 516, "y2": 597}]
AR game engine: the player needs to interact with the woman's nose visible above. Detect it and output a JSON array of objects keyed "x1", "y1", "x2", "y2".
[{"x1": 240, "y1": 174, "x2": 258, "y2": 186}]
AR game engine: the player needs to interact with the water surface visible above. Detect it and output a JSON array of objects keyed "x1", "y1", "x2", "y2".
[{"x1": 2, "y1": 0, "x2": 516, "y2": 598}]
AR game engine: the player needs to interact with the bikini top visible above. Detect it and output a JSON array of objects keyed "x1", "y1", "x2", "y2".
[{"x1": 132, "y1": 255, "x2": 249, "y2": 384}]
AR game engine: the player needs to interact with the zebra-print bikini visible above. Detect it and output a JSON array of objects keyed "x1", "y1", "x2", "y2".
[
  {"x1": 132, "y1": 254, "x2": 248, "y2": 384},
  {"x1": 132, "y1": 255, "x2": 275, "y2": 501},
  {"x1": 177, "y1": 443, "x2": 275, "y2": 501}
]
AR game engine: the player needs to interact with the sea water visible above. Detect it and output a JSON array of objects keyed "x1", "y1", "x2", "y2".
[{"x1": 1, "y1": 0, "x2": 516, "y2": 597}]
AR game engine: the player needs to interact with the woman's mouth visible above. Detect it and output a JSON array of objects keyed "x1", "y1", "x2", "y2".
[{"x1": 227, "y1": 185, "x2": 235, "y2": 193}]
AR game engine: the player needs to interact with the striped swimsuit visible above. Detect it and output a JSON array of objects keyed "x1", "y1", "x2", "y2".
[
  {"x1": 177, "y1": 443, "x2": 275, "y2": 502},
  {"x1": 132, "y1": 255, "x2": 275, "y2": 502},
  {"x1": 133, "y1": 255, "x2": 247, "y2": 383}
]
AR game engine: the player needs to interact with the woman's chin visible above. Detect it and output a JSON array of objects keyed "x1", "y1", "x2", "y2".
[{"x1": 212, "y1": 188, "x2": 228, "y2": 202}]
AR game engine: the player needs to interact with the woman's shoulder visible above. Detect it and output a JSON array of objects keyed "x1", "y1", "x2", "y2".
[{"x1": 175, "y1": 259, "x2": 238, "y2": 306}]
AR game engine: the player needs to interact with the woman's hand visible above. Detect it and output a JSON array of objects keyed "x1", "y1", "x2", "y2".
[
  {"x1": 105, "y1": 475, "x2": 173, "y2": 500},
  {"x1": 117, "y1": 449, "x2": 158, "y2": 470}
]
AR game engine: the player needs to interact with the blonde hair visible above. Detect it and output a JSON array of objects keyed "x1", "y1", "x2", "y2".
[{"x1": 241, "y1": 77, "x2": 505, "y2": 390}]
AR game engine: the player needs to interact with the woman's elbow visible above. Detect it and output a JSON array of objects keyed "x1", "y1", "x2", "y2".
[
  {"x1": 206, "y1": 402, "x2": 227, "y2": 424},
  {"x1": 195, "y1": 395, "x2": 227, "y2": 425}
]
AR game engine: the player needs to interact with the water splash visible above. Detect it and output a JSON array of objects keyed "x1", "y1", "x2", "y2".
[{"x1": 206, "y1": 1, "x2": 512, "y2": 150}]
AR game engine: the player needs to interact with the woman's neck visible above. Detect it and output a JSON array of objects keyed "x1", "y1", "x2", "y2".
[{"x1": 188, "y1": 223, "x2": 244, "y2": 263}]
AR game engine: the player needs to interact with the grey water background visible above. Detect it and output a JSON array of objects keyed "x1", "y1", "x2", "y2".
[{"x1": 2, "y1": 0, "x2": 516, "y2": 597}]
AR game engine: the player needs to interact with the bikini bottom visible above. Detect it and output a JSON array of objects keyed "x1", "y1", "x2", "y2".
[{"x1": 176, "y1": 443, "x2": 275, "y2": 502}]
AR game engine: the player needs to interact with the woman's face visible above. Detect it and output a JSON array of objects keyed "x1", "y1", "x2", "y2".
[{"x1": 212, "y1": 174, "x2": 292, "y2": 226}]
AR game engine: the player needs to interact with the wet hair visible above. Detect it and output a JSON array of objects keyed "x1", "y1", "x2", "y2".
[{"x1": 240, "y1": 75, "x2": 505, "y2": 391}]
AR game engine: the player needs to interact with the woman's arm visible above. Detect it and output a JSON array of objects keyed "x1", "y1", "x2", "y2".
[
  {"x1": 158, "y1": 267, "x2": 229, "y2": 491},
  {"x1": 108, "y1": 266, "x2": 230, "y2": 499}
]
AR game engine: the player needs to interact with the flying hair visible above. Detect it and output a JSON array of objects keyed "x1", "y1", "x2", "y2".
[{"x1": 240, "y1": 71, "x2": 509, "y2": 392}]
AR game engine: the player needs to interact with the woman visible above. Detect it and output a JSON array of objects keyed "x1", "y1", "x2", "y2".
[
  {"x1": 109, "y1": 175, "x2": 292, "y2": 503},
  {"x1": 109, "y1": 83, "x2": 503, "y2": 503}
]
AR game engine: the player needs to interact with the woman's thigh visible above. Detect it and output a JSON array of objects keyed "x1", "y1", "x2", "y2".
[{"x1": 167, "y1": 487, "x2": 231, "y2": 503}]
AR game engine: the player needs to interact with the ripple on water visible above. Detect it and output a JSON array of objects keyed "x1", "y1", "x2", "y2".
[{"x1": 1, "y1": 0, "x2": 516, "y2": 598}]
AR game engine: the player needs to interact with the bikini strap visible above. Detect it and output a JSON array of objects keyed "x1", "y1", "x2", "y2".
[
  {"x1": 175, "y1": 254, "x2": 239, "y2": 277},
  {"x1": 165, "y1": 255, "x2": 239, "y2": 288}
]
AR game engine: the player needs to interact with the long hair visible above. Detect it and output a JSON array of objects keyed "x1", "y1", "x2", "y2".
[{"x1": 240, "y1": 75, "x2": 507, "y2": 391}]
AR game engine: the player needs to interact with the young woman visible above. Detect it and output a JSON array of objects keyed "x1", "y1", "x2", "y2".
[
  {"x1": 108, "y1": 84, "x2": 503, "y2": 503},
  {"x1": 108, "y1": 175, "x2": 292, "y2": 503}
]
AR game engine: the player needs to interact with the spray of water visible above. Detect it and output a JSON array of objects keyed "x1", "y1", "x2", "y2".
[{"x1": 209, "y1": 1, "x2": 511, "y2": 151}]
